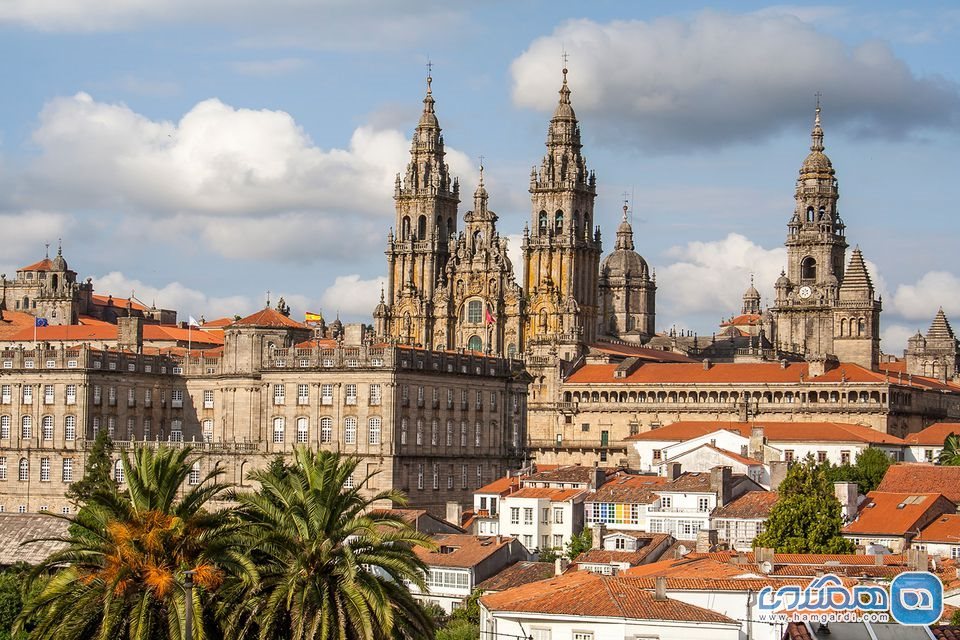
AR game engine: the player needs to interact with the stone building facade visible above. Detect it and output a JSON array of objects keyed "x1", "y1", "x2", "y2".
[{"x1": 0, "y1": 308, "x2": 529, "y2": 516}]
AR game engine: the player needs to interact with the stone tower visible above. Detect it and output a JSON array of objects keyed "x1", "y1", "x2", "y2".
[
  {"x1": 742, "y1": 277, "x2": 761, "y2": 315},
  {"x1": 832, "y1": 247, "x2": 881, "y2": 368},
  {"x1": 771, "y1": 103, "x2": 848, "y2": 357},
  {"x1": 598, "y1": 203, "x2": 656, "y2": 342},
  {"x1": 906, "y1": 308, "x2": 960, "y2": 380},
  {"x1": 383, "y1": 73, "x2": 460, "y2": 347},
  {"x1": 521, "y1": 67, "x2": 601, "y2": 358},
  {"x1": 436, "y1": 168, "x2": 524, "y2": 356}
]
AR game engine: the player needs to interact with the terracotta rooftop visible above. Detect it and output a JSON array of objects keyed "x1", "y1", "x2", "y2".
[
  {"x1": 575, "y1": 533, "x2": 671, "y2": 567},
  {"x1": 0, "y1": 310, "x2": 36, "y2": 340},
  {"x1": 932, "y1": 626, "x2": 960, "y2": 640},
  {"x1": 475, "y1": 475, "x2": 522, "y2": 496},
  {"x1": 626, "y1": 420, "x2": 905, "y2": 445},
  {"x1": 480, "y1": 570, "x2": 737, "y2": 624},
  {"x1": 0, "y1": 514, "x2": 69, "y2": 566},
  {"x1": 585, "y1": 474, "x2": 669, "y2": 505},
  {"x1": 917, "y1": 514, "x2": 960, "y2": 545},
  {"x1": 475, "y1": 561, "x2": 554, "y2": 592},
  {"x1": 90, "y1": 294, "x2": 149, "y2": 311},
  {"x1": 720, "y1": 313, "x2": 762, "y2": 327},
  {"x1": 524, "y1": 465, "x2": 616, "y2": 485},
  {"x1": 232, "y1": 307, "x2": 308, "y2": 329},
  {"x1": 656, "y1": 470, "x2": 757, "y2": 495},
  {"x1": 19, "y1": 258, "x2": 54, "y2": 272},
  {"x1": 843, "y1": 491, "x2": 953, "y2": 536},
  {"x1": 4, "y1": 322, "x2": 224, "y2": 346},
  {"x1": 711, "y1": 491, "x2": 778, "y2": 519},
  {"x1": 877, "y1": 464, "x2": 960, "y2": 503},
  {"x1": 414, "y1": 534, "x2": 515, "y2": 569},
  {"x1": 905, "y1": 422, "x2": 960, "y2": 446},
  {"x1": 689, "y1": 551, "x2": 914, "y2": 567},
  {"x1": 507, "y1": 487, "x2": 585, "y2": 502}
]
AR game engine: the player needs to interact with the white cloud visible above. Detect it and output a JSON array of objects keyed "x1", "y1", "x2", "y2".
[
  {"x1": 882, "y1": 324, "x2": 916, "y2": 356},
  {"x1": 319, "y1": 275, "x2": 386, "y2": 318},
  {"x1": 0, "y1": 211, "x2": 72, "y2": 267},
  {"x1": 18, "y1": 92, "x2": 475, "y2": 261},
  {"x1": 94, "y1": 271, "x2": 256, "y2": 321},
  {"x1": 658, "y1": 233, "x2": 786, "y2": 320},
  {"x1": 231, "y1": 58, "x2": 308, "y2": 77},
  {"x1": 892, "y1": 271, "x2": 960, "y2": 322},
  {"x1": 510, "y1": 12, "x2": 960, "y2": 151},
  {"x1": 504, "y1": 233, "x2": 524, "y2": 282}
]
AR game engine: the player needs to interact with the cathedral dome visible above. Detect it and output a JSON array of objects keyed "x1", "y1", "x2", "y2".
[
  {"x1": 601, "y1": 205, "x2": 649, "y2": 278},
  {"x1": 551, "y1": 68, "x2": 577, "y2": 121},
  {"x1": 51, "y1": 248, "x2": 67, "y2": 272},
  {"x1": 799, "y1": 104, "x2": 834, "y2": 177},
  {"x1": 775, "y1": 270, "x2": 790, "y2": 289}
]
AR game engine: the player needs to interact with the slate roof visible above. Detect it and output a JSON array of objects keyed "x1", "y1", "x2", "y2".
[
  {"x1": 0, "y1": 514, "x2": 70, "y2": 566},
  {"x1": 475, "y1": 561, "x2": 554, "y2": 592},
  {"x1": 711, "y1": 491, "x2": 778, "y2": 519}
]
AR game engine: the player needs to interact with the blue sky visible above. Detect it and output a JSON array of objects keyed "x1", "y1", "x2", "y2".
[{"x1": 1, "y1": 1, "x2": 958, "y2": 353}]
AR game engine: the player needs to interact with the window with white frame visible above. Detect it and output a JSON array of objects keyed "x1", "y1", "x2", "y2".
[
  {"x1": 170, "y1": 419, "x2": 183, "y2": 442},
  {"x1": 42, "y1": 416, "x2": 53, "y2": 441},
  {"x1": 321, "y1": 384, "x2": 333, "y2": 405},
  {"x1": 188, "y1": 462, "x2": 200, "y2": 485},
  {"x1": 65, "y1": 384, "x2": 76, "y2": 405},
  {"x1": 431, "y1": 419, "x2": 438, "y2": 445},
  {"x1": 114, "y1": 459, "x2": 124, "y2": 483},
  {"x1": 92, "y1": 416, "x2": 100, "y2": 437},
  {"x1": 0, "y1": 385, "x2": 10, "y2": 403},
  {"x1": 21, "y1": 415, "x2": 32, "y2": 440},
  {"x1": 461, "y1": 464, "x2": 467, "y2": 489},
  {"x1": 400, "y1": 418, "x2": 408, "y2": 445},
  {"x1": 128, "y1": 388, "x2": 135, "y2": 407},
  {"x1": 202, "y1": 419, "x2": 213, "y2": 442},
  {"x1": 40, "y1": 457, "x2": 50, "y2": 482},
  {"x1": 432, "y1": 463, "x2": 439, "y2": 490},
  {"x1": 320, "y1": 417, "x2": 332, "y2": 443},
  {"x1": 297, "y1": 384, "x2": 309, "y2": 405},
  {"x1": 144, "y1": 388, "x2": 152, "y2": 406},
  {"x1": 273, "y1": 417, "x2": 285, "y2": 443},
  {"x1": 368, "y1": 417, "x2": 381, "y2": 445},
  {"x1": 572, "y1": 632, "x2": 593, "y2": 640},
  {"x1": 107, "y1": 417, "x2": 116, "y2": 439},
  {"x1": 698, "y1": 497, "x2": 710, "y2": 512},
  {"x1": 475, "y1": 421, "x2": 482, "y2": 447},
  {"x1": 273, "y1": 384, "x2": 285, "y2": 405},
  {"x1": 460, "y1": 421, "x2": 467, "y2": 447},
  {"x1": 660, "y1": 496, "x2": 672, "y2": 509},
  {"x1": 417, "y1": 464, "x2": 424, "y2": 490},
  {"x1": 203, "y1": 390, "x2": 214, "y2": 409},
  {"x1": 44, "y1": 384, "x2": 54, "y2": 404},
  {"x1": 171, "y1": 389, "x2": 183, "y2": 408},
  {"x1": 369, "y1": 384, "x2": 381, "y2": 405},
  {"x1": 19, "y1": 458, "x2": 29, "y2": 482},
  {"x1": 92, "y1": 385, "x2": 102, "y2": 404},
  {"x1": 446, "y1": 420, "x2": 453, "y2": 446},
  {"x1": 477, "y1": 464, "x2": 482, "y2": 488},
  {"x1": 345, "y1": 384, "x2": 357, "y2": 405},
  {"x1": 0, "y1": 457, "x2": 6, "y2": 480},
  {"x1": 554, "y1": 508, "x2": 564, "y2": 524},
  {"x1": 490, "y1": 391, "x2": 497, "y2": 409},
  {"x1": 0, "y1": 415, "x2": 9, "y2": 439},
  {"x1": 476, "y1": 390, "x2": 483, "y2": 409},
  {"x1": 344, "y1": 474, "x2": 354, "y2": 488},
  {"x1": 22, "y1": 385, "x2": 33, "y2": 404},
  {"x1": 108, "y1": 386, "x2": 116, "y2": 404},
  {"x1": 416, "y1": 419, "x2": 423, "y2": 445},
  {"x1": 524, "y1": 508, "x2": 534, "y2": 525},
  {"x1": 344, "y1": 417, "x2": 357, "y2": 444},
  {"x1": 24, "y1": 359, "x2": 33, "y2": 369},
  {"x1": 143, "y1": 418, "x2": 151, "y2": 441}
]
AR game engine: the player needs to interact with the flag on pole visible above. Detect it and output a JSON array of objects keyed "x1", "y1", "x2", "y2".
[
  {"x1": 305, "y1": 311, "x2": 323, "y2": 323},
  {"x1": 484, "y1": 306, "x2": 495, "y2": 325},
  {"x1": 34, "y1": 318, "x2": 49, "y2": 327},
  {"x1": 187, "y1": 316, "x2": 200, "y2": 327}
]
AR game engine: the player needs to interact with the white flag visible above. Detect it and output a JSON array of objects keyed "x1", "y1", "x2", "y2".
[{"x1": 188, "y1": 316, "x2": 200, "y2": 327}]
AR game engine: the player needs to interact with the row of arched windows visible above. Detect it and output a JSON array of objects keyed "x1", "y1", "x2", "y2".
[
  {"x1": 272, "y1": 416, "x2": 383, "y2": 446},
  {"x1": 399, "y1": 214, "x2": 455, "y2": 241},
  {"x1": 537, "y1": 209, "x2": 590, "y2": 235},
  {"x1": 0, "y1": 415, "x2": 77, "y2": 441},
  {"x1": 838, "y1": 317, "x2": 866, "y2": 337},
  {"x1": 563, "y1": 389, "x2": 885, "y2": 405}
]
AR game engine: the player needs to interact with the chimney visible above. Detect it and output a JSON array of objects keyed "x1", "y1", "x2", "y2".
[
  {"x1": 654, "y1": 576, "x2": 667, "y2": 601},
  {"x1": 907, "y1": 548, "x2": 928, "y2": 572},
  {"x1": 592, "y1": 523, "x2": 607, "y2": 550},
  {"x1": 117, "y1": 316, "x2": 143, "y2": 353},
  {"x1": 590, "y1": 466, "x2": 606, "y2": 491},
  {"x1": 768, "y1": 461, "x2": 789, "y2": 491},
  {"x1": 703, "y1": 359, "x2": 711, "y2": 370},
  {"x1": 833, "y1": 482, "x2": 859, "y2": 522},
  {"x1": 666, "y1": 462, "x2": 682, "y2": 481},
  {"x1": 749, "y1": 426, "x2": 766, "y2": 462},
  {"x1": 445, "y1": 501, "x2": 462, "y2": 528},
  {"x1": 710, "y1": 466, "x2": 733, "y2": 506},
  {"x1": 696, "y1": 529, "x2": 718, "y2": 553},
  {"x1": 554, "y1": 557, "x2": 570, "y2": 576}
]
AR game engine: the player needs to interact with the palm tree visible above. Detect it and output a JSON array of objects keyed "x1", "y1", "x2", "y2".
[
  {"x1": 222, "y1": 447, "x2": 436, "y2": 640},
  {"x1": 939, "y1": 432, "x2": 960, "y2": 466},
  {"x1": 16, "y1": 446, "x2": 255, "y2": 640}
]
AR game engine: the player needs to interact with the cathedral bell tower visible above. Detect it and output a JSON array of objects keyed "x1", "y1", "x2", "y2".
[
  {"x1": 522, "y1": 67, "x2": 601, "y2": 357},
  {"x1": 771, "y1": 102, "x2": 848, "y2": 357},
  {"x1": 383, "y1": 72, "x2": 460, "y2": 346}
]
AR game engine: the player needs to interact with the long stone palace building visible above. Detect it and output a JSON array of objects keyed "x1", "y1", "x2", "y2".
[{"x1": 2, "y1": 68, "x2": 959, "y2": 515}]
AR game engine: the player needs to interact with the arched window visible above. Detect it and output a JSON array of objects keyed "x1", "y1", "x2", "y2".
[
  {"x1": 272, "y1": 417, "x2": 285, "y2": 443},
  {"x1": 344, "y1": 417, "x2": 357, "y2": 444},
  {"x1": 467, "y1": 335, "x2": 482, "y2": 352},
  {"x1": 0, "y1": 415, "x2": 10, "y2": 440},
  {"x1": 539, "y1": 310, "x2": 548, "y2": 332},
  {"x1": 114, "y1": 459, "x2": 124, "y2": 484},
  {"x1": 368, "y1": 417, "x2": 381, "y2": 445},
  {"x1": 583, "y1": 213, "x2": 591, "y2": 234},
  {"x1": 538, "y1": 210, "x2": 548, "y2": 230},
  {"x1": 840, "y1": 318, "x2": 847, "y2": 336},
  {"x1": 42, "y1": 415, "x2": 53, "y2": 441},
  {"x1": 573, "y1": 212, "x2": 580, "y2": 235},
  {"x1": 858, "y1": 318, "x2": 865, "y2": 336},
  {"x1": 436, "y1": 215, "x2": 443, "y2": 237},
  {"x1": 51, "y1": 275, "x2": 59, "y2": 289},
  {"x1": 554, "y1": 210, "x2": 563, "y2": 233},
  {"x1": 467, "y1": 300, "x2": 483, "y2": 324},
  {"x1": 819, "y1": 206, "x2": 826, "y2": 219},
  {"x1": 202, "y1": 419, "x2": 213, "y2": 442},
  {"x1": 401, "y1": 216, "x2": 411, "y2": 240},
  {"x1": 188, "y1": 462, "x2": 200, "y2": 485},
  {"x1": 320, "y1": 417, "x2": 332, "y2": 443},
  {"x1": 19, "y1": 458, "x2": 29, "y2": 482},
  {"x1": 21, "y1": 415, "x2": 32, "y2": 440},
  {"x1": 417, "y1": 215, "x2": 427, "y2": 239},
  {"x1": 806, "y1": 206, "x2": 815, "y2": 222},
  {"x1": 447, "y1": 217, "x2": 454, "y2": 235},
  {"x1": 801, "y1": 257, "x2": 816, "y2": 281},
  {"x1": 297, "y1": 417, "x2": 309, "y2": 444}
]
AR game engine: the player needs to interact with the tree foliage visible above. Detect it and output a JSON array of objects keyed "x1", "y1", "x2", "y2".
[
  {"x1": 939, "y1": 433, "x2": 960, "y2": 466},
  {"x1": 565, "y1": 528, "x2": 592, "y2": 560},
  {"x1": 436, "y1": 620, "x2": 479, "y2": 640},
  {"x1": 0, "y1": 568, "x2": 30, "y2": 640},
  {"x1": 824, "y1": 446, "x2": 892, "y2": 494},
  {"x1": 755, "y1": 455, "x2": 855, "y2": 554},
  {"x1": 221, "y1": 447, "x2": 437, "y2": 640},
  {"x1": 16, "y1": 446, "x2": 254, "y2": 640},
  {"x1": 64, "y1": 428, "x2": 114, "y2": 506}
]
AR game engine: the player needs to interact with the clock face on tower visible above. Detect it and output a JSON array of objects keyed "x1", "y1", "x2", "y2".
[{"x1": 799, "y1": 285, "x2": 813, "y2": 299}]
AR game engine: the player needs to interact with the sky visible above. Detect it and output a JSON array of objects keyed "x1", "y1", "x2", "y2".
[{"x1": 1, "y1": 1, "x2": 958, "y2": 354}]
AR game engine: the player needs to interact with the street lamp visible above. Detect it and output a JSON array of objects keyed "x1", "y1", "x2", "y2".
[{"x1": 183, "y1": 569, "x2": 195, "y2": 639}]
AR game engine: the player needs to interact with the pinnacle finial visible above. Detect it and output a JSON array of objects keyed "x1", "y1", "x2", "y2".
[
  {"x1": 810, "y1": 93, "x2": 825, "y2": 152},
  {"x1": 426, "y1": 59, "x2": 433, "y2": 95},
  {"x1": 45, "y1": 242, "x2": 50, "y2": 259},
  {"x1": 266, "y1": 290, "x2": 270, "y2": 307},
  {"x1": 478, "y1": 155, "x2": 485, "y2": 186},
  {"x1": 57, "y1": 238, "x2": 62, "y2": 256}
]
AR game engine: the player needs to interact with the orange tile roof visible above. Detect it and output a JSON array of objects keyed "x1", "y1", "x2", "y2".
[
  {"x1": 689, "y1": 550, "x2": 912, "y2": 566},
  {"x1": 878, "y1": 360, "x2": 907, "y2": 374},
  {"x1": 720, "y1": 313, "x2": 762, "y2": 327},
  {"x1": 877, "y1": 464, "x2": 960, "y2": 503},
  {"x1": 525, "y1": 465, "x2": 618, "y2": 485},
  {"x1": 0, "y1": 310, "x2": 37, "y2": 340},
  {"x1": 589, "y1": 341, "x2": 697, "y2": 363},
  {"x1": 507, "y1": 487, "x2": 585, "y2": 501},
  {"x1": 917, "y1": 514, "x2": 960, "y2": 545},
  {"x1": 475, "y1": 475, "x2": 521, "y2": 496},
  {"x1": 475, "y1": 561, "x2": 555, "y2": 592},
  {"x1": 905, "y1": 422, "x2": 960, "y2": 446},
  {"x1": 626, "y1": 420, "x2": 905, "y2": 445},
  {"x1": 843, "y1": 491, "x2": 953, "y2": 536},
  {"x1": 200, "y1": 317, "x2": 234, "y2": 328},
  {"x1": 711, "y1": 491, "x2": 778, "y2": 519},
  {"x1": 480, "y1": 571, "x2": 737, "y2": 624},
  {"x1": 90, "y1": 294, "x2": 149, "y2": 311},
  {"x1": 575, "y1": 533, "x2": 672, "y2": 567},
  {"x1": 414, "y1": 534, "x2": 515, "y2": 568},
  {"x1": 293, "y1": 337, "x2": 338, "y2": 349},
  {"x1": 3, "y1": 322, "x2": 224, "y2": 346},
  {"x1": 233, "y1": 307, "x2": 308, "y2": 329},
  {"x1": 586, "y1": 474, "x2": 668, "y2": 505},
  {"x1": 19, "y1": 258, "x2": 53, "y2": 271}
]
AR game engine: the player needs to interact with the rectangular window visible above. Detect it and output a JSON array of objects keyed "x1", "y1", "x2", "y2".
[
  {"x1": 461, "y1": 421, "x2": 467, "y2": 447},
  {"x1": 296, "y1": 418, "x2": 308, "y2": 444},
  {"x1": 652, "y1": 449, "x2": 662, "y2": 461},
  {"x1": 462, "y1": 464, "x2": 467, "y2": 489},
  {"x1": 368, "y1": 417, "x2": 381, "y2": 445},
  {"x1": 43, "y1": 384, "x2": 55, "y2": 404},
  {"x1": 416, "y1": 419, "x2": 423, "y2": 445},
  {"x1": 144, "y1": 388, "x2": 152, "y2": 407},
  {"x1": 573, "y1": 632, "x2": 594, "y2": 640},
  {"x1": 510, "y1": 507, "x2": 520, "y2": 525},
  {"x1": 22, "y1": 386, "x2": 33, "y2": 404},
  {"x1": 446, "y1": 421, "x2": 453, "y2": 446},
  {"x1": 0, "y1": 416, "x2": 9, "y2": 440},
  {"x1": 64, "y1": 384, "x2": 76, "y2": 405},
  {"x1": 784, "y1": 450, "x2": 795, "y2": 463},
  {"x1": 476, "y1": 390, "x2": 483, "y2": 409},
  {"x1": 491, "y1": 391, "x2": 497, "y2": 409},
  {"x1": 524, "y1": 508, "x2": 534, "y2": 525},
  {"x1": 321, "y1": 384, "x2": 333, "y2": 405},
  {"x1": 273, "y1": 384, "x2": 285, "y2": 405},
  {"x1": 542, "y1": 508, "x2": 550, "y2": 524},
  {"x1": 554, "y1": 508, "x2": 563, "y2": 524},
  {"x1": 432, "y1": 464, "x2": 439, "y2": 490},
  {"x1": 417, "y1": 464, "x2": 424, "y2": 490},
  {"x1": 0, "y1": 385, "x2": 10, "y2": 404},
  {"x1": 171, "y1": 389, "x2": 183, "y2": 408},
  {"x1": 841, "y1": 450, "x2": 851, "y2": 465},
  {"x1": 817, "y1": 451, "x2": 827, "y2": 463},
  {"x1": 107, "y1": 417, "x2": 116, "y2": 438},
  {"x1": 345, "y1": 384, "x2": 357, "y2": 405},
  {"x1": 297, "y1": 384, "x2": 309, "y2": 405},
  {"x1": 524, "y1": 534, "x2": 533, "y2": 549},
  {"x1": 431, "y1": 419, "x2": 437, "y2": 446},
  {"x1": 128, "y1": 388, "x2": 136, "y2": 407},
  {"x1": 40, "y1": 458, "x2": 50, "y2": 482},
  {"x1": 62, "y1": 459, "x2": 73, "y2": 482},
  {"x1": 660, "y1": 496, "x2": 672, "y2": 509},
  {"x1": 108, "y1": 386, "x2": 117, "y2": 404},
  {"x1": 204, "y1": 389, "x2": 214, "y2": 409},
  {"x1": 698, "y1": 497, "x2": 710, "y2": 512},
  {"x1": 0, "y1": 457, "x2": 6, "y2": 480},
  {"x1": 344, "y1": 417, "x2": 357, "y2": 444},
  {"x1": 320, "y1": 417, "x2": 332, "y2": 443},
  {"x1": 369, "y1": 384, "x2": 381, "y2": 405},
  {"x1": 143, "y1": 418, "x2": 151, "y2": 441},
  {"x1": 553, "y1": 534, "x2": 563, "y2": 548},
  {"x1": 400, "y1": 418, "x2": 407, "y2": 445},
  {"x1": 24, "y1": 359, "x2": 34, "y2": 369},
  {"x1": 475, "y1": 421, "x2": 481, "y2": 447},
  {"x1": 542, "y1": 534, "x2": 549, "y2": 549}
]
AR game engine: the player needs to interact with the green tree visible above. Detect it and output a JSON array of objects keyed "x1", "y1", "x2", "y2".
[
  {"x1": 939, "y1": 433, "x2": 960, "y2": 466},
  {"x1": 436, "y1": 619, "x2": 479, "y2": 640},
  {"x1": 222, "y1": 447, "x2": 436, "y2": 640},
  {"x1": 754, "y1": 455, "x2": 855, "y2": 554},
  {"x1": 449, "y1": 589, "x2": 483, "y2": 627},
  {"x1": 537, "y1": 547, "x2": 560, "y2": 563},
  {"x1": 0, "y1": 568, "x2": 28, "y2": 640},
  {"x1": 565, "y1": 528, "x2": 592, "y2": 560},
  {"x1": 851, "y1": 447, "x2": 891, "y2": 493},
  {"x1": 64, "y1": 429, "x2": 114, "y2": 506},
  {"x1": 16, "y1": 446, "x2": 254, "y2": 640}
]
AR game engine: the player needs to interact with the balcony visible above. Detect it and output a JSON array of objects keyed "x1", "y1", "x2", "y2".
[
  {"x1": 321, "y1": 396, "x2": 333, "y2": 406},
  {"x1": 204, "y1": 400, "x2": 214, "y2": 409},
  {"x1": 66, "y1": 396, "x2": 76, "y2": 405},
  {"x1": 44, "y1": 396, "x2": 55, "y2": 405},
  {"x1": 345, "y1": 397, "x2": 357, "y2": 406},
  {"x1": 297, "y1": 397, "x2": 309, "y2": 406}
]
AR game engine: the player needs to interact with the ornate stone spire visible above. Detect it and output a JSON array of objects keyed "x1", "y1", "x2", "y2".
[
  {"x1": 800, "y1": 98, "x2": 834, "y2": 177},
  {"x1": 473, "y1": 162, "x2": 488, "y2": 211},
  {"x1": 839, "y1": 247, "x2": 873, "y2": 294},
  {"x1": 742, "y1": 275, "x2": 761, "y2": 315},
  {"x1": 927, "y1": 307, "x2": 955, "y2": 340},
  {"x1": 614, "y1": 203, "x2": 635, "y2": 251}
]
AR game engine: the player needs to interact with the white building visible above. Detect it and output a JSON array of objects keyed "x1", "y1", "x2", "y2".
[
  {"x1": 904, "y1": 421, "x2": 960, "y2": 463},
  {"x1": 574, "y1": 526, "x2": 673, "y2": 574},
  {"x1": 583, "y1": 473, "x2": 668, "y2": 531},
  {"x1": 499, "y1": 487, "x2": 585, "y2": 553},
  {"x1": 410, "y1": 534, "x2": 530, "y2": 614},
  {"x1": 480, "y1": 571, "x2": 742, "y2": 640},
  {"x1": 471, "y1": 475, "x2": 520, "y2": 536},
  {"x1": 709, "y1": 490, "x2": 778, "y2": 551},
  {"x1": 647, "y1": 467, "x2": 763, "y2": 540},
  {"x1": 663, "y1": 442, "x2": 767, "y2": 487},
  {"x1": 915, "y1": 513, "x2": 960, "y2": 559}
]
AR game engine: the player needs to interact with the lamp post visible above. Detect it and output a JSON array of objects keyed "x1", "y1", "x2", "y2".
[{"x1": 183, "y1": 569, "x2": 195, "y2": 640}]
